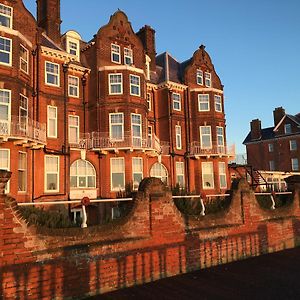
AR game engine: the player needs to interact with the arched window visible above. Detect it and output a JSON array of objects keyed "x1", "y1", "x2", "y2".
[
  {"x1": 70, "y1": 159, "x2": 96, "y2": 188},
  {"x1": 150, "y1": 162, "x2": 168, "y2": 184}
]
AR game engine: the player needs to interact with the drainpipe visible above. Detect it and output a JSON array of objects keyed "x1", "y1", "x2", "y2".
[
  {"x1": 62, "y1": 62, "x2": 70, "y2": 199},
  {"x1": 184, "y1": 87, "x2": 191, "y2": 193},
  {"x1": 81, "y1": 70, "x2": 88, "y2": 134}
]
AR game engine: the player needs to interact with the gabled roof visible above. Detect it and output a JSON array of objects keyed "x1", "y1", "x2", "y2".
[
  {"x1": 273, "y1": 114, "x2": 300, "y2": 132},
  {"x1": 243, "y1": 127, "x2": 275, "y2": 144}
]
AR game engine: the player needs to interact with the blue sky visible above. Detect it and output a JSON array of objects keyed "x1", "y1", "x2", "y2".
[{"x1": 23, "y1": 0, "x2": 300, "y2": 154}]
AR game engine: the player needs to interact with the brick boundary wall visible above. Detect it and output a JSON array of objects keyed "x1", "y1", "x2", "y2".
[{"x1": 1, "y1": 170, "x2": 300, "y2": 299}]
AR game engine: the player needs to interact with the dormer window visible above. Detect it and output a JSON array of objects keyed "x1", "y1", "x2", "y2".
[
  {"x1": 0, "y1": 4, "x2": 12, "y2": 28},
  {"x1": 68, "y1": 41, "x2": 79, "y2": 57},
  {"x1": 64, "y1": 31, "x2": 82, "y2": 61},
  {"x1": 124, "y1": 48, "x2": 133, "y2": 65},
  {"x1": 284, "y1": 124, "x2": 292, "y2": 134},
  {"x1": 111, "y1": 44, "x2": 121, "y2": 64},
  {"x1": 196, "y1": 70, "x2": 203, "y2": 85},
  {"x1": 205, "y1": 72, "x2": 211, "y2": 87}
]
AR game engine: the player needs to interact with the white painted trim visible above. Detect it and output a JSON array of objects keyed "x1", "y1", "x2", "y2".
[
  {"x1": 172, "y1": 92, "x2": 181, "y2": 111},
  {"x1": 18, "y1": 151, "x2": 27, "y2": 193},
  {"x1": 47, "y1": 105, "x2": 58, "y2": 138},
  {"x1": 200, "y1": 125, "x2": 212, "y2": 149},
  {"x1": 19, "y1": 44, "x2": 29, "y2": 74},
  {"x1": 202, "y1": 161, "x2": 215, "y2": 189},
  {"x1": 0, "y1": 89, "x2": 11, "y2": 133},
  {"x1": 175, "y1": 125, "x2": 182, "y2": 149},
  {"x1": 44, "y1": 155, "x2": 60, "y2": 193},
  {"x1": 214, "y1": 94, "x2": 222, "y2": 112},
  {"x1": 196, "y1": 69, "x2": 203, "y2": 85},
  {"x1": 131, "y1": 113, "x2": 142, "y2": 146},
  {"x1": 204, "y1": 72, "x2": 212, "y2": 87},
  {"x1": 132, "y1": 157, "x2": 143, "y2": 190},
  {"x1": 99, "y1": 65, "x2": 144, "y2": 75},
  {"x1": 0, "y1": 3, "x2": 13, "y2": 29},
  {"x1": 198, "y1": 94, "x2": 210, "y2": 112},
  {"x1": 110, "y1": 157, "x2": 125, "y2": 192},
  {"x1": 157, "y1": 81, "x2": 188, "y2": 91},
  {"x1": 109, "y1": 112, "x2": 124, "y2": 141},
  {"x1": 68, "y1": 115, "x2": 80, "y2": 144},
  {"x1": 0, "y1": 148, "x2": 10, "y2": 193},
  {"x1": 216, "y1": 126, "x2": 225, "y2": 147},
  {"x1": 129, "y1": 74, "x2": 141, "y2": 97},
  {"x1": 0, "y1": 36, "x2": 12, "y2": 66},
  {"x1": 68, "y1": 75, "x2": 79, "y2": 98},
  {"x1": 111, "y1": 43, "x2": 121, "y2": 64},
  {"x1": 190, "y1": 87, "x2": 223, "y2": 94},
  {"x1": 66, "y1": 37, "x2": 80, "y2": 61},
  {"x1": 219, "y1": 162, "x2": 227, "y2": 189},
  {"x1": 108, "y1": 73, "x2": 123, "y2": 95},
  {"x1": 45, "y1": 61, "x2": 60, "y2": 87},
  {"x1": 124, "y1": 47, "x2": 133, "y2": 66}
]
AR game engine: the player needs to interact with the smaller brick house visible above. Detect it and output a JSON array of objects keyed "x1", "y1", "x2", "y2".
[{"x1": 243, "y1": 107, "x2": 300, "y2": 173}]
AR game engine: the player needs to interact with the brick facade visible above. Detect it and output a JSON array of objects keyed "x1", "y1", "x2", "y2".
[
  {"x1": 0, "y1": 1, "x2": 234, "y2": 214},
  {"x1": 244, "y1": 107, "x2": 300, "y2": 172}
]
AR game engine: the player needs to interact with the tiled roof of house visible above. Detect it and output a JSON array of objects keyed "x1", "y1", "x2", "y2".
[{"x1": 243, "y1": 127, "x2": 275, "y2": 144}]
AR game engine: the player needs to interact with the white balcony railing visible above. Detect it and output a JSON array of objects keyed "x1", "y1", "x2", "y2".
[
  {"x1": 69, "y1": 131, "x2": 168, "y2": 155},
  {"x1": 0, "y1": 116, "x2": 46, "y2": 145},
  {"x1": 189, "y1": 142, "x2": 235, "y2": 157}
]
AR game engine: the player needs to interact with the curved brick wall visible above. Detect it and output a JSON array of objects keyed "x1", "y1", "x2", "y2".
[{"x1": 1, "y1": 172, "x2": 300, "y2": 299}]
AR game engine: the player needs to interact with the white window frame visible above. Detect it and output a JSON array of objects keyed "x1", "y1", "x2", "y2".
[
  {"x1": 67, "y1": 38, "x2": 80, "y2": 59},
  {"x1": 0, "y1": 148, "x2": 10, "y2": 193},
  {"x1": 284, "y1": 124, "x2": 292, "y2": 134},
  {"x1": 110, "y1": 157, "x2": 125, "y2": 191},
  {"x1": 150, "y1": 162, "x2": 168, "y2": 185},
  {"x1": 130, "y1": 74, "x2": 140, "y2": 96},
  {"x1": 269, "y1": 160, "x2": 275, "y2": 171},
  {"x1": 217, "y1": 126, "x2": 225, "y2": 147},
  {"x1": 198, "y1": 94, "x2": 210, "y2": 111},
  {"x1": 214, "y1": 95, "x2": 222, "y2": 112},
  {"x1": 176, "y1": 161, "x2": 185, "y2": 188},
  {"x1": 291, "y1": 158, "x2": 299, "y2": 171},
  {"x1": 147, "y1": 93, "x2": 152, "y2": 111},
  {"x1": 290, "y1": 140, "x2": 297, "y2": 151},
  {"x1": 196, "y1": 69, "x2": 203, "y2": 85},
  {"x1": 47, "y1": 105, "x2": 57, "y2": 138},
  {"x1": 18, "y1": 151, "x2": 27, "y2": 193},
  {"x1": 202, "y1": 162, "x2": 214, "y2": 189},
  {"x1": 111, "y1": 43, "x2": 121, "y2": 64},
  {"x1": 268, "y1": 143, "x2": 274, "y2": 152},
  {"x1": 0, "y1": 89, "x2": 11, "y2": 134},
  {"x1": 205, "y1": 72, "x2": 211, "y2": 87},
  {"x1": 131, "y1": 113, "x2": 142, "y2": 147},
  {"x1": 68, "y1": 75, "x2": 79, "y2": 97},
  {"x1": 109, "y1": 73, "x2": 123, "y2": 95},
  {"x1": 19, "y1": 94, "x2": 28, "y2": 131},
  {"x1": 132, "y1": 157, "x2": 143, "y2": 190},
  {"x1": 68, "y1": 115, "x2": 79, "y2": 144},
  {"x1": 219, "y1": 162, "x2": 227, "y2": 189},
  {"x1": 0, "y1": 4, "x2": 12, "y2": 28},
  {"x1": 70, "y1": 159, "x2": 96, "y2": 189},
  {"x1": 200, "y1": 126, "x2": 212, "y2": 149},
  {"x1": 45, "y1": 61, "x2": 60, "y2": 87},
  {"x1": 44, "y1": 155, "x2": 59, "y2": 193},
  {"x1": 124, "y1": 47, "x2": 133, "y2": 65},
  {"x1": 20, "y1": 45, "x2": 29, "y2": 74},
  {"x1": 109, "y1": 112, "x2": 124, "y2": 141},
  {"x1": 172, "y1": 93, "x2": 181, "y2": 111},
  {"x1": 0, "y1": 36, "x2": 12, "y2": 66},
  {"x1": 175, "y1": 125, "x2": 182, "y2": 150}
]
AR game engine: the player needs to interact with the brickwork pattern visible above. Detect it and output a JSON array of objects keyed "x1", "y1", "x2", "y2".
[{"x1": 1, "y1": 171, "x2": 300, "y2": 299}]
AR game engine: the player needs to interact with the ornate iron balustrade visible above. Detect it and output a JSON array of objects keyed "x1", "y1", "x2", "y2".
[
  {"x1": 189, "y1": 141, "x2": 235, "y2": 157},
  {"x1": 0, "y1": 116, "x2": 46, "y2": 145}
]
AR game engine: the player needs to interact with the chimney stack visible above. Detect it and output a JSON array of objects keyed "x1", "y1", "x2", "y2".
[
  {"x1": 273, "y1": 107, "x2": 285, "y2": 126},
  {"x1": 250, "y1": 119, "x2": 262, "y2": 140},
  {"x1": 36, "y1": 0, "x2": 61, "y2": 45},
  {"x1": 136, "y1": 25, "x2": 156, "y2": 71}
]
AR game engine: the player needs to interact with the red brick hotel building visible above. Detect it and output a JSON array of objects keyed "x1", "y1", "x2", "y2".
[{"x1": 0, "y1": 0, "x2": 234, "y2": 205}]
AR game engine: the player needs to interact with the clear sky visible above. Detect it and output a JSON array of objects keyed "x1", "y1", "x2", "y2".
[{"x1": 23, "y1": 0, "x2": 300, "y2": 154}]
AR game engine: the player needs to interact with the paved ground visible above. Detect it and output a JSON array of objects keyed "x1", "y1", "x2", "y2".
[{"x1": 87, "y1": 247, "x2": 300, "y2": 300}]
